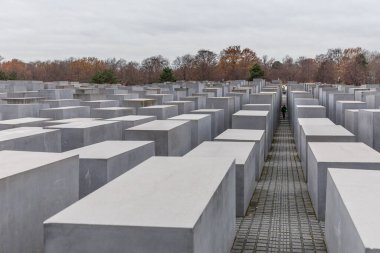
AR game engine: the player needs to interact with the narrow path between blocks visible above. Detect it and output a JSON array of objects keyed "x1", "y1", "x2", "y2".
[{"x1": 231, "y1": 118, "x2": 327, "y2": 253}]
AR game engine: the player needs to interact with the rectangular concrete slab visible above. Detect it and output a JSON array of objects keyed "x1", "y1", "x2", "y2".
[
  {"x1": 44, "y1": 157, "x2": 236, "y2": 253},
  {"x1": 185, "y1": 141, "x2": 257, "y2": 217},
  {"x1": 170, "y1": 114, "x2": 212, "y2": 148},
  {"x1": 66, "y1": 141, "x2": 155, "y2": 198},
  {"x1": 125, "y1": 120, "x2": 192, "y2": 156},
  {"x1": 232, "y1": 110, "x2": 271, "y2": 156},
  {"x1": 0, "y1": 127, "x2": 61, "y2": 152},
  {"x1": 214, "y1": 129, "x2": 265, "y2": 178},
  {"x1": 137, "y1": 105, "x2": 178, "y2": 120},
  {"x1": 0, "y1": 117, "x2": 51, "y2": 130},
  {"x1": 335, "y1": 101, "x2": 367, "y2": 125},
  {"x1": 207, "y1": 97, "x2": 235, "y2": 128},
  {"x1": 90, "y1": 107, "x2": 135, "y2": 119},
  {"x1": 165, "y1": 100, "x2": 195, "y2": 114},
  {"x1": 40, "y1": 106, "x2": 91, "y2": 120},
  {"x1": 46, "y1": 120, "x2": 123, "y2": 151},
  {"x1": 358, "y1": 109, "x2": 380, "y2": 152},
  {"x1": 300, "y1": 125, "x2": 355, "y2": 180},
  {"x1": 0, "y1": 151, "x2": 79, "y2": 253},
  {"x1": 296, "y1": 118, "x2": 335, "y2": 153},
  {"x1": 325, "y1": 168, "x2": 380, "y2": 253},
  {"x1": 190, "y1": 109, "x2": 225, "y2": 138},
  {"x1": 307, "y1": 142, "x2": 380, "y2": 220}
]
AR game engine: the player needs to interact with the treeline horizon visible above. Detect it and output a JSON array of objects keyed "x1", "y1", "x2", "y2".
[{"x1": 1, "y1": 46, "x2": 379, "y2": 85}]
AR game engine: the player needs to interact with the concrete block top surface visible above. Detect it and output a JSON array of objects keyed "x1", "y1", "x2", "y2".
[
  {"x1": 125, "y1": 98, "x2": 155, "y2": 102},
  {"x1": 296, "y1": 105, "x2": 325, "y2": 108},
  {"x1": 140, "y1": 105, "x2": 175, "y2": 109},
  {"x1": 91, "y1": 107, "x2": 134, "y2": 111},
  {"x1": 106, "y1": 115, "x2": 156, "y2": 121},
  {"x1": 233, "y1": 110, "x2": 269, "y2": 117},
  {"x1": 185, "y1": 141, "x2": 255, "y2": 165},
  {"x1": 336, "y1": 101, "x2": 366, "y2": 104},
  {"x1": 0, "y1": 127, "x2": 59, "y2": 141},
  {"x1": 298, "y1": 118, "x2": 334, "y2": 126},
  {"x1": 41, "y1": 106, "x2": 87, "y2": 110},
  {"x1": 328, "y1": 168, "x2": 380, "y2": 249},
  {"x1": 44, "y1": 157, "x2": 234, "y2": 228},
  {"x1": 65, "y1": 141, "x2": 154, "y2": 159},
  {"x1": 45, "y1": 118, "x2": 100, "y2": 124},
  {"x1": 46, "y1": 120, "x2": 118, "y2": 129},
  {"x1": 302, "y1": 125, "x2": 354, "y2": 136},
  {"x1": 170, "y1": 114, "x2": 210, "y2": 121},
  {"x1": 309, "y1": 142, "x2": 380, "y2": 162},
  {"x1": 191, "y1": 109, "x2": 223, "y2": 113},
  {"x1": 0, "y1": 150, "x2": 77, "y2": 180},
  {"x1": 165, "y1": 101, "x2": 193, "y2": 104},
  {"x1": 0, "y1": 117, "x2": 51, "y2": 125},
  {"x1": 360, "y1": 109, "x2": 380, "y2": 113},
  {"x1": 127, "y1": 120, "x2": 189, "y2": 131},
  {"x1": 214, "y1": 129, "x2": 265, "y2": 141}
]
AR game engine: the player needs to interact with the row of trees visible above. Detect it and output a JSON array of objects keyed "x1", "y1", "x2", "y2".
[{"x1": 1, "y1": 46, "x2": 379, "y2": 85}]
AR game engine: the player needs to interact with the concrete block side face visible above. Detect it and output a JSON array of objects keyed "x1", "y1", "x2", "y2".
[
  {"x1": 358, "y1": 111, "x2": 374, "y2": 148},
  {"x1": 79, "y1": 159, "x2": 108, "y2": 199},
  {"x1": 125, "y1": 130, "x2": 169, "y2": 156},
  {"x1": 193, "y1": 162, "x2": 236, "y2": 253},
  {"x1": 0, "y1": 131, "x2": 61, "y2": 152},
  {"x1": 61, "y1": 129, "x2": 85, "y2": 151},
  {"x1": 325, "y1": 172, "x2": 366, "y2": 253},
  {"x1": 106, "y1": 142, "x2": 155, "y2": 181},
  {"x1": 373, "y1": 113, "x2": 380, "y2": 152},
  {"x1": 0, "y1": 156, "x2": 79, "y2": 253},
  {"x1": 168, "y1": 122, "x2": 192, "y2": 156},
  {"x1": 198, "y1": 116, "x2": 212, "y2": 144},
  {"x1": 44, "y1": 224, "x2": 194, "y2": 253},
  {"x1": 307, "y1": 148, "x2": 319, "y2": 218}
]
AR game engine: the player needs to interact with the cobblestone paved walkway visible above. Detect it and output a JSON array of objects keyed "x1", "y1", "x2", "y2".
[{"x1": 231, "y1": 118, "x2": 327, "y2": 253}]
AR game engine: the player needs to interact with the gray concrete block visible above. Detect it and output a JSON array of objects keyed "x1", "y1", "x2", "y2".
[
  {"x1": 328, "y1": 93, "x2": 355, "y2": 123},
  {"x1": 307, "y1": 142, "x2": 380, "y2": 220},
  {"x1": 0, "y1": 151, "x2": 79, "y2": 253},
  {"x1": 0, "y1": 127, "x2": 61, "y2": 152},
  {"x1": 181, "y1": 96, "x2": 206, "y2": 109},
  {"x1": 80, "y1": 100, "x2": 120, "y2": 109},
  {"x1": 40, "y1": 106, "x2": 91, "y2": 120},
  {"x1": 0, "y1": 117, "x2": 51, "y2": 130},
  {"x1": 344, "y1": 109, "x2": 359, "y2": 138},
  {"x1": 190, "y1": 109, "x2": 225, "y2": 138},
  {"x1": 214, "y1": 129, "x2": 265, "y2": 178},
  {"x1": 44, "y1": 99, "x2": 81, "y2": 108},
  {"x1": 0, "y1": 104, "x2": 47, "y2": 120},
  {"x1": 66, "y1": 141, "x2": 155, "y2": 198},
  {"x1": 165, "y1": 100, "x2": 195, "y2": 114},
  {"x1": 335, "y1": 101, "x2": 367, "y2": 125},
  {"x1": 170, "y1": 114, "x2": 212, "y2": 148},
  {"x1": 207, "y1": 97, "x2": 235, "y2": 129},
  {"x1": 300, "y1": 125, "x2": 355, "y2": 180},
  {"x1": 44, "y1": 157, "x2": 236, "y2": 253},
  {"x1": 137, "y1": 105, "x2": 178, "y2": 120},
  {"x1": 296, "y1": 118, "x2": 335, "y2": 153},
  {"x1": 122, "y1": 98, "x2": 157, "y2": 109},
  {"x1": 325, "y1": 168, "x2": 380, "y2": 253},
  {"x1": 358, "y1": 109, "x2": 380, "y2": 152},
  {"x1": 90, "y1": 107, "x2": 135, "y2": 119},
  {"x1": 232, "y1": 110, "x2": 271, "y2": 155},
  {"x1": 43, "y1": 118, "x2": 100, "y2": 127},
  {"x1": 125, "y1": 120, "x2": 192, "y2": 156},
  {"x1": 145, "y1": 94, "x2": 174, "y2": 105},
  {"x1": 46, "y1": 120, "x2": 123, "y2": 151},
  {"x1": 185, "y1": 141, "x2": 256, "y2": 216}
]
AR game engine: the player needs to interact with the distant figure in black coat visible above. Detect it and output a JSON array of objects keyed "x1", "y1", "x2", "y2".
[{"x1": 281, "y1": 105, "x2": 287, "y2": 119}]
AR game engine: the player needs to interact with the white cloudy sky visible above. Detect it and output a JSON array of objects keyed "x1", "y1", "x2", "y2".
[{"x1": 1, "y1": 0, "x2": 379, "y2": 63}]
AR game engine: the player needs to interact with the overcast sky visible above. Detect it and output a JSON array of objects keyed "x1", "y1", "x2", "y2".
[{"x1": 1, "y1": 0, "x2": 379, "y2": 63}]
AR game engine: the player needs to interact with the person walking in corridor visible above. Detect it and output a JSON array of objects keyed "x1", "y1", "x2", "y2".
[{"x1": 281, "y1": 105, "x2": 287, "y2": 119}]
